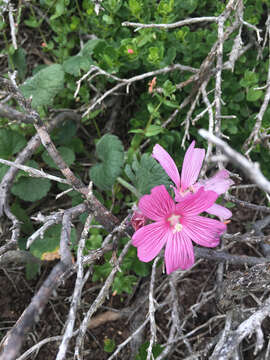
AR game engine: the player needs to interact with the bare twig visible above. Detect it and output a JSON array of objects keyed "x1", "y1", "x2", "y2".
[
  {"x1": 199, "y1": 129, "x2": 270, "y2": 194},
  {"x1": 122, "y1": 17, "x2": 218, "y2": 31},
  {"x1": 56, "y1": 214, "x2": 93, "y2": 360},
  {"x1": 74, "y1": 236, "x2": 133, "y2": 359},
  {"x1": 80, "y1": 64, "x2": 198, "y2": 117},
  {"x1": 243, "y1": 19, "x2": 270, "y2": 151},
  {"x1": 147, "y1": 257, "x2": 159, "y2": 360},
  {"x1": 211, "y1": 297, "x2": 270, "y2": 359},
  {"x1": 0, "y1": 158, "x2": 70, "y2": 185},
  {"x1": 8, "y1": 3, "x2": 17, "y2": 50}
]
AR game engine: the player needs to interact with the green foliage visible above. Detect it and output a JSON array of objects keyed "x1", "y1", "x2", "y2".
[
  {"x1": 0, "y1": 129, "x2": 26, "y2": 158},
  {"x1": 104, "y1": 338, "x2": 116, "y2": 353},
  {"x1": 125, "y1": 154, "x2": 170, "y2": 195},
  {"x1": 112, "y1": 272, "x2": 137, "y2": 294},
  {"x1": 11, "y1": 177, "x2": 51, "y2": 202},
  {"x1": 11, "y1": 203, "x2": 34, "y2": 234},
  {"x1": 20, "y1": 64, "x2": 65, "y2": 108},
  {"x1": 9, "y1": 48, "x2": 27, "y2": 80},
  {"x1": 42, "y1": 146, "x2": 76, "y2": 169},
  {"x1": 135, "y1": 342, "x2": 163, "y2": 359},
  {"x1": 92, "y1": 236, "x2": 151, "y2": 295},
  {"x1": 63, "y1": 39, "x2": 100, "y2": 76},
  {"x1": 0, "y1": 164, "x2": 9, "y2": 181},
  {"x1": 30, "y1": 224, "x2": 77, "y2": 259},
  {"x1": 26, "y1": 262, "x2": 40, "y2": 280},
  {"x1": 90, "y1": 134, "x2": 124, "y2": 191}
]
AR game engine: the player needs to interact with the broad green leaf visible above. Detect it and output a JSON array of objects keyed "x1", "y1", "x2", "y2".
[
  {"x1": 63, "y1": 55, "x2": 93, "y2": 76},
  {"x1": 125, "y1": 154, "x2": 170, "y2": 195},
  {"x1": 30, "y1": 224, "x2": 76, "y2": 259},
  {"x1": 133, "y1": 258, "x2": 150, "y2": 276},
  {"x1": 11, "y1": 202, "x2": 33, "y2": 234},
  {"x1": 9, "y1": 48, "x2": 27, "y2": 80},
  {"x1": 11, "y1": 177, "x2": 51, "y2": 202},
  {"x1": 30, "y1": 234, "x2": 59, "y2": 259},
  {"x1": 20, "y1": 64, "x2": 64, "y2": 108},
  {"x1": 246, "y1": 88, "x2": 262, "y2": 102},
  {"x1": 42, "y1": 146, "x2": 75, "y2": 169},
  {"x1": 50, "y1": 0, "x2": 65, "y2": 19},
  {"x1": 63, "y1": 39, "x2": 101, "y2": 76},
  {"x1": 24, "y1": 18, "x2": 42, "y2": 28},
  {"x1": 0, "y1": 129, "x2": 26, "y2": 158},
  {"x1": 240, "y1": 70, "x2": 259, "y2": 87},
  {"x1": 81, "y1": 39, "x2": 102, "y2": 57},
  {"x1": 0, "y1": 164, "x2": 9, "y2": 181},
  {"x1": 53, "y1": 119, "x2": 77, "y2": 145},
  {"x1": 90, "y1": 134, "x2": 124, "y2": 191}
]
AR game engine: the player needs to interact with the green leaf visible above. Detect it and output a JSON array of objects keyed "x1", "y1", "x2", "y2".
[
  {"x1": 90, "y1": 134, "x2": 124, "y2": 191},
  {"x1": 11, "y1": 202, "x2": 33, "y2": 234},
  {"x1": 246, "y1": 88, "x2": 262, "y2": 102},
  {"x1": 93, "y1": 262, "x2": 113, "y2": 282},
  {"x1": 240, "y1": 70, "x2": 259, "y2": 87},
  {"x1": 129, "y1": 129, "x2": 144, "y2": 134},
  {"x1": 20, "y1": 64, "x2": 65, "y2": 108},
  {"x1": 0, "y1": 129, "x2": 26, "y2": 158},
  {"x1": 136, "y1": 342, "x2": 163, "y2": 360},
  {"x1": 178, "y1": 0, "x2": 198, "y2": 13},
  {"x1": 26, "y1": 262, "x2": 40, "y2": 280},
  {"x1": 9, "y1": 48, "x2": 27, "y2": 80},
  {"x1": 42, "y1": 146, "x2": 75, "y2": 169},
  {"x1": 125, "y1": 154, "x2": 170, "y2": 195},
  {"x1": 53, "y1": 119, "x2": 77, "y2": 145},
  {"x1": 112, "y1": 273, "x2": 137, "y2": 294},
  {"x1": 24, "y1": 18, "x2": 42, "y2": 28},
  {"x1": 63, "y1": 55, "x2": 92, "y2": 76},
  {"x1": 0, "y1": 164, "x2": 9, "y2": 181},
  {"x1": 63, "y1": 39, "x2": 101, "y2": 76},
  {"x1": 104, "y1": 338, "x2": 116, "y2": 353},
  {"x1": 145, "y1": 125, "x2": 164, "y2": 137},
  {"x1": 30, "y1": 224, "x2": 76, "y2": 259},
  {"x1": 133, "y1": 258, "x2": 150, "y2": 276},
  {"x1": 50, "y1": 0, "x2": 65, "y2": 19},
  {"x1": 11, "y1": 177, "x2": 51, "y2": 202}
]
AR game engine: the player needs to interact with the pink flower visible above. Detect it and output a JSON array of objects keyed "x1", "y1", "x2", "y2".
[
  {"x1": 132, "y1": 185, "x2": 226, "y2": 274},
  {"x1": 127, "y1": 48, "x2": 134, "y2": 54},
  {"x1": 152, "y1": 141, "x2": 233, "y2": 219},
  {"x1": 131, "y1": 208, "x2": 148, "y2": 231}
]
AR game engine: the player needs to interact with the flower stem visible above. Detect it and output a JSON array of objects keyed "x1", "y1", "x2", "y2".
[{"x1": 117, "y1": 177, "x2": 141, "y2": 198}]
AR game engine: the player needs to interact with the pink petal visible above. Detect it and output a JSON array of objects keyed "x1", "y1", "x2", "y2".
[
  {"x1": 139, "y1": 185, "x2": 175, "y2": 221},
  {"x1": 197, "y1": 169, "x2": 234, "y2": 195},
  {"x1": 206, "y1": 203, "x2": 232, "y2": 220},
  {"x1": 181, "y1": 141, "x2": 205, "y2": 192},
  {"x1": 176, "y1": 188, "x2": 218, "y2": 216},
  {"x1": 132, "y1": 222, "x2": 168, "y2": 262},
  {"x1": 165, "y1": 231, "x2": 194, "y2": 274},
  {"x1": 152, "y1": 144, "x2": 180, "y2": 189},
  {"x1": 183, "y1": 216, "x2": 226, "y2": 247}
]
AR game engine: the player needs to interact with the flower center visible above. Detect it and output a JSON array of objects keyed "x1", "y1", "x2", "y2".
[
  {"x1": 179, "y1": 185, "x2": 195, "y2": 197},
  {"x1": 167, "y1": 214, "x2": 182, "y2": 233}
]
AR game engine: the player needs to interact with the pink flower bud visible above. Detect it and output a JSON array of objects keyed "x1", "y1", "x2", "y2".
[
  {"x1": 131, "y1": 209, "x2": 148, "y2": 231},
  {"x1": 127, "y1": 48, "x2": 134, "y2": 54}
]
